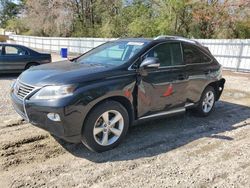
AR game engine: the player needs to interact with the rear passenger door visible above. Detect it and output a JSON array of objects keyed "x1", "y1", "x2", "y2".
[
  {"x1": 137, "y1": 42, "x2": 188, "y2": 118},
  {"x1": 2, "y1": 45, "x2": 29, "y2": 71},
  {"x1": 182, "y1": 42, "x2": 213, "y2": 103}
]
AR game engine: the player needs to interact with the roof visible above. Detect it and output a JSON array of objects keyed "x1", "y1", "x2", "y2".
[
  {"x1": 153, "y1": 35, "x2": 203, "y2": 46},
  {"x1": 116, "y1": 36, "x2": 203, "y2": 47},
  {"x1": 116, "y1": 38, "x2": 152, "y2": 43},
  {"x1": 0, "y1": 42, "x2": 41, "y2": 54},
  {"x1": 0, "y1": 42, "x2": 26, "y2": 47}
]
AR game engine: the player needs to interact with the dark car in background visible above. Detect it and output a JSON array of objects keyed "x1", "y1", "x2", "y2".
[
  {"x1": 10, "y1": 36, "x2": 225, "y2": 152},
  {"x1": 0, "y1": 43, "x2": 51, "y2": 73}
]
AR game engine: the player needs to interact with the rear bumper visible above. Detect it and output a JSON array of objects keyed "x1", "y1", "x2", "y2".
[
  {"x1": 11, "y1": 92, "x2": 82, "y2": 143},
  {"x1": 216, "y1": 78, "x2": 226, "y2": 100}
]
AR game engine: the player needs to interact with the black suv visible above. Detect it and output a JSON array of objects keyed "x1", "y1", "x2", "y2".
[{"x1": 11, "y1": 36, "x2": 225, "y2": 152}]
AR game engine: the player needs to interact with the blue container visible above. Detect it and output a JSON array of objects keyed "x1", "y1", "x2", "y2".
[{"x1": 60, "y1": 48, "x2": 68, "y2": 58}]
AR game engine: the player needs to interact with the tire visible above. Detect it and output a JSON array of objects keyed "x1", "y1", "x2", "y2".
[
  {"x1": 25, "y1": 63, "x2": 39, "y2": 70},
  {"x1": 81, "y1": 100, "x2": 129, "y2": 152},
  {"x1": 194, "y1": 86, "x2": 216, "y2": 117}
]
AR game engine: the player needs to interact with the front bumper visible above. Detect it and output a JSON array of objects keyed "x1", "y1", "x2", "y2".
[{"x1": 11, "y1": 92, "x2": 82, "y2": 143}]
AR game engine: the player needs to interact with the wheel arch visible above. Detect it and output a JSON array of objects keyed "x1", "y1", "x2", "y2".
[
  {"x1": 206, "y1": 78, "x2": 225, "y2": 101},
  {"x1": 81, "y1": 95, "x2": 135, "y2": 133},
  {"x1": 25, "y1": 62, "x2": 39, "y2": 69}
]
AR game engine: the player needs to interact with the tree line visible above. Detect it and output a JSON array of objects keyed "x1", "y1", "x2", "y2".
[{"x1": 1, "y1": 0, "x2": 250, "y2": 38}]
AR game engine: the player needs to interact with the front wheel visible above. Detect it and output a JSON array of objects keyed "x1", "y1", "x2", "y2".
[
  {"x1": 81, "y1": 101, "x2": 129, "y2": 152},
  {"x1": 195, "y1": 86, "x2": 216, "y2": 117}
]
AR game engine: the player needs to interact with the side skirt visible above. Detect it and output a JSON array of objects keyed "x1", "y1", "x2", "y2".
[{"x1": 138, "y1": 103, "x2": 195, "y2": 121}]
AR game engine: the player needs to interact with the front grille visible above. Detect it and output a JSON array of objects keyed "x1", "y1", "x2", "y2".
[{"x1": 14, "y1": 81, "x2": 35, "y2": 100}]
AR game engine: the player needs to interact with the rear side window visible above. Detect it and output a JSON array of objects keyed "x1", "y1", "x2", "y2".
[
  {"x1": 5, "y1": 46, "x2": 27, "y2": 56},
  {"x1": 182, "y1": 43, "x2": 211, "y2": 64},
  {"x1": 0, "y1": 45, "x2": 2, "y2": 55},
  {"x1": 144, "y1": 42, "x2": 183, "y2": 67}
]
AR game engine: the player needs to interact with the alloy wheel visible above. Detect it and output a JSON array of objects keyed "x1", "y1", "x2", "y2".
[
  {"x1": 93, "y1": 110, "x2": 124, "y2": 146},
  {"x1": 202, "y1": 91, "x2": 214, "y2": 113}
]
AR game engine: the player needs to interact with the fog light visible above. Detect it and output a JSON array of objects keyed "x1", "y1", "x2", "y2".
[{"x1": 47, "y1": 113, "x2": 61, "y2": 122}]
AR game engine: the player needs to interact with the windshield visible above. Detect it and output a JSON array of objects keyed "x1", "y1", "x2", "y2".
[{"x1": 75, "y1": 41, "x2": 148, "y2": 66}]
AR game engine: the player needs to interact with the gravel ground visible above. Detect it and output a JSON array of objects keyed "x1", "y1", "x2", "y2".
[{"x1": 0, "y1": 69, "x2": 249, "y2": 188}]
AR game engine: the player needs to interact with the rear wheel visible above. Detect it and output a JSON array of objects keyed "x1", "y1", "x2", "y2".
[
  {"x1": 81, "y1": 101, "x2": 129, "y2": 152},
  {"x1": 194, "y1": 86, "x2": 216, "y2": 117}
]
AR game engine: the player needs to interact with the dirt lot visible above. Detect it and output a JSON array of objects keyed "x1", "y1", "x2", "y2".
[{"x1": 0, "y1": 70, "x2": 249, "y2": 188}]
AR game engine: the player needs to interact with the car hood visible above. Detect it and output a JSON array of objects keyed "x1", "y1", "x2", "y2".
[{"x1": 18, "y1": 60, "x2": 115, "y2": 86}]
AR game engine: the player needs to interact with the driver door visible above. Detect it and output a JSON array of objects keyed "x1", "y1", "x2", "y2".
[{"x1": 137, "y1": 42, "x2": 188, "y2": 118}]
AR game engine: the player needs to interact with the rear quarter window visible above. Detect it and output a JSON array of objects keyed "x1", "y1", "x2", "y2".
[{"x1": 182, "y1": 43, "x2": 211, "y2": 64}]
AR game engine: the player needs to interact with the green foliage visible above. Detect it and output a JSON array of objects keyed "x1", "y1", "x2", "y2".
[
  {"x1": 2, "y1": 0, "x2": 250, "y2": 38},
  {"x1": 126, "y1": 2, "x2": 157, "y2": 37},
  {"x1": 235, "y1": 19, "x2": 250, "y2": 38},
  {"x1": 5, "y1": 18, "x2": 28, "y2": 34},
  {"x1": 155, "y1": 0, "x2": 193, "y2": 36},
  {"x1": 0, "y1": 0, "x2": 22, "y2": 28}
]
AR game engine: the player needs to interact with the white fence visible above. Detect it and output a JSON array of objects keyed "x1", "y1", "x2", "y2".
[
  {"x1": 198, "y1": 39, "x2": 250, "y2": 72},
  {"x1": 9, "y1": 35, "x2": 250, "y2": 72},
  {"x1": 9, "y1": 35, "x2": 115, "y2": 54}
]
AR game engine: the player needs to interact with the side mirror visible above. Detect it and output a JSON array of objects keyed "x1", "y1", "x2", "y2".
[{"x1": 139, "y1": 57, "x2": 160, "y2": 71}]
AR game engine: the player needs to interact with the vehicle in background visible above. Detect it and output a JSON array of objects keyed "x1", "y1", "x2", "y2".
[
  {"x1": 11, "y1": 36, "x2": 225, "y2": 152},
  {"x1": 0, "y1": 43, "x2": 51, "y2": 73}
]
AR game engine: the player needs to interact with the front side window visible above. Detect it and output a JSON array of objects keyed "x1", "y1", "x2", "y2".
[
  {"x1": 5, "y1": 46, "x2": 27, "y2": 56},
  {"x1": 75, "y1": 41, "x2": 148, "y2": 66},
  {"x1": 144, "y1": 42, "x2": 183, "y2": 67},
  {"x1": 182, "y1": 43, "x2": 211, "y2": 64}
]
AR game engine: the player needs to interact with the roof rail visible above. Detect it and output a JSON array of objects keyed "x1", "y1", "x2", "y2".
[
  {"x1": 154, "y1": 35, "x2": 203, "y2": 46},
  {"x1": 154, "y1": 35, "x2": 186, "y2": 40}
]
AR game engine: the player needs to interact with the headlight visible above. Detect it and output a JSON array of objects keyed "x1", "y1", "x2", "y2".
[{"x1": 31, "y1": 85, "x2": 76, "y2": 100}]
